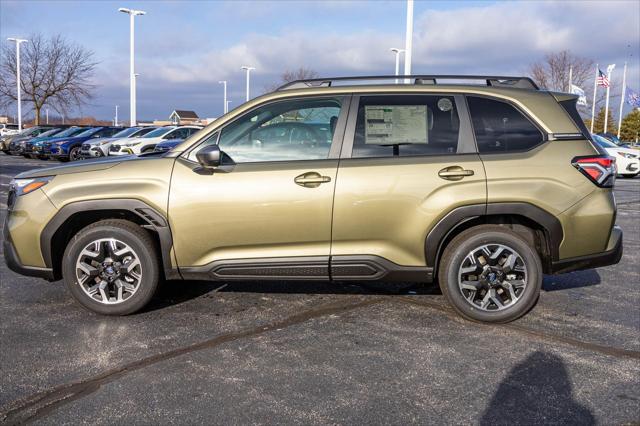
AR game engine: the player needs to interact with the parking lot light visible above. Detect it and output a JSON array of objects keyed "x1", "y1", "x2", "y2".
[
  {"x1": 241, "y1": 66, "x2": 255, "y2": 102},
  {"x1": 118, "y1": 7, "x2": 146, "y2": 126},
  {"x1": 390, "y1": 48, "x2": 405, "y2": 84},
  {"x1": 7, "y1": 37, "x2": 28, "y2": 131},
  {"x1": 219, "y1": 81, "x2": 228, "y2": 114}
]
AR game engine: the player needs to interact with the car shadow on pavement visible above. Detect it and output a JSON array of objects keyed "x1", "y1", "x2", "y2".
[
  {"x1": 479, "y1": 351, "x2": 595, "y2": 425},
  {"x1": 142, "y1": 279, "x2": 438, "y2": 312},
  {"x1": 542, "y1": 269, "x2": 601, "y2": 292}
]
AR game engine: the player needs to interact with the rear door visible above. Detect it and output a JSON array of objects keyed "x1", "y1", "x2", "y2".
[{"x1": 331, "y1": 93, "x2": 486, "y2": 276}]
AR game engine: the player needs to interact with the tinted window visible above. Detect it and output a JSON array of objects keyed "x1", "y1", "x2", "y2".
[
  {"x1": 212, "y1": 97, "x2": 342, "y2": 163},
  {"x1": 467, "y1": 96, "x2": 543, "y2": 153},
  {"x1": 352, "y1": 95, "x2": 460, "y2": 158}
]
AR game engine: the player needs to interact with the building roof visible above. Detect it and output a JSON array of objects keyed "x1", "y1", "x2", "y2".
[{"x1": 170, "y1": 110, "x2": 199, "y2": 119}]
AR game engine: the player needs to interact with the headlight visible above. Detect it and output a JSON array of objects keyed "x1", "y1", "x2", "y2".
[
  {"x1": 123, "y1": 141, "x2": 142, "y2": 146},
  {"x1": 55, "y1": 140, "x2": 67, "y2": 145},
  {"x1": 99, "y1": 140, "x2": 111, "y2": 145},
  {"x1": 10, "y1": 177, "x2": 53, "y2": 196},
  {"x1": 617, "y1": 151, "x2": 635, "y2": 159}
]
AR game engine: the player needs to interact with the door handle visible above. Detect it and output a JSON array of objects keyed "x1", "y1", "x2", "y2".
[
  {"x1": 294, "y1": 172, "x2": 332, "y2": 188},
  {"x1": 438, "y1": 166, "x2": 475, "y2": 181}
]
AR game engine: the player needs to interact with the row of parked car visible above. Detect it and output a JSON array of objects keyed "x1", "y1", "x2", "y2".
[{"x1": 0, "y1": 124, "x2": 202, "y2": 161}]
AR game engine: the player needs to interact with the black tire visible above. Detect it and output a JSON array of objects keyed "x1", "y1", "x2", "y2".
[
  {"x1": 438, "y1": 225, "x2": 542, "y2": 323},
  {"x1": 62, "y1": 219, "x2": 160, "y2": 315},
  {"x1": 69, "y1": 146, "x2": 82, "y2": 161}
]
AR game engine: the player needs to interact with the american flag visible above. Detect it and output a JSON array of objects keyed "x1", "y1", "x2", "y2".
[{"x1": 596, "y1": 69, "x2": 610, "y2": 87}]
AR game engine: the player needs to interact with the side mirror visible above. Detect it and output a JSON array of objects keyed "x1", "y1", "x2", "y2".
[{"x1": 196, "y1": 144, "x2": 221, "y2": 168}]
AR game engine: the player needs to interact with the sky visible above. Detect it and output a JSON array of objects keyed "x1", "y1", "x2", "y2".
[{"x1": 1, "y1": 0, "x2": 639, "y2": 122}]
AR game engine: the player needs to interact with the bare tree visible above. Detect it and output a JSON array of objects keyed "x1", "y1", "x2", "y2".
[
  {"x1": 0, "y1": 34, "x2": 97, "y2": 125},
  {"x1": 529, "y1": 50, "x2": 594, "y2": 92},
  {"x1": 264, "y1": 67, "x2": 318, "y2": 92}
]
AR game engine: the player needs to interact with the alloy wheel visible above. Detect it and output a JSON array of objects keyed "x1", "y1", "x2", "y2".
[
  {"x1": 75, "y1": 238, "x2": 143, "y2": 305},
  {"x1": 457, "y1": 243, "x2": 528, "y2": 311}
]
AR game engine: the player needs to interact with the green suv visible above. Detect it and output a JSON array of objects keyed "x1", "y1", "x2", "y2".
[{"x1": 3, "y1": 75, "x2": 622, "y2": 322}]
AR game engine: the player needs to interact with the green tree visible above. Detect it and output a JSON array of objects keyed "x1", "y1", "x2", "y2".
[
  {"x1": 586, "y1": 107, "x2": 615, "y2": 134},
  {"x1": 619, "y1": 109, "x2": 640, "y2": 143}
]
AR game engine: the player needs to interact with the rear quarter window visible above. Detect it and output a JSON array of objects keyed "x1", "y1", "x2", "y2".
[{"x1": 467, "y1": 96, "x2": 544, "y2": 153}]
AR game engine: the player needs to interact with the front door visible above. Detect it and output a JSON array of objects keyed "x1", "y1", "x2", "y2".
[
  {"x1": 169, "y1": 95, "x2": 349, "y2": 279},
  {"x1": 331, "y1": 93, "x2": 487, "y2": 274}
]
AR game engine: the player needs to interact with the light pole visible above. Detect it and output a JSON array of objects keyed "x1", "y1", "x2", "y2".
[
  {"x1": 241, "y1": 66, "x2": 255, "y2": 102},
  {"x1": 115, "y1": 105, "x2": 119, "y2": 126},
  {"x1": 118, "y1": 7, "x2": 146, "y2": 126},
  {"x1": 226, "y1": 100, "x2": 232, "y2": 113},
  {"x1": 390, "y1": 48, "x2": 405, "y2": 83},
  {"x1": 7, "y1": 37, "x2": 28, "y2": 131},
  {"x1": 46, "y1": 108, "x2": 49, "y2": 125},
  {"x1": 219, "y1": 80, "x2": 228, "y2": 113},
  {"x1": 403, "y1": 0, "x2": 414, "y2": 83}
]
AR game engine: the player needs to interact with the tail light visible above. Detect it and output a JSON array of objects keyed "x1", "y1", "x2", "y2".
[{"x1": 572, "y1": 155, "x2": 616, "y2": 187}]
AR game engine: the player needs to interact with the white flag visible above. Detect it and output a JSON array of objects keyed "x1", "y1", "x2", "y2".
[
  {"x1": 606, "y1": 64, "x2": 616, "y2": 74},
  {"x1": 570, "y1": 84, "x2": 588, "y2": 106}
]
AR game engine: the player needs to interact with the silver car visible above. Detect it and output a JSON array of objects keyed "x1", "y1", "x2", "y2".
[{"x1": 80, "y1": 127, "x2": 158, "y2": 158}]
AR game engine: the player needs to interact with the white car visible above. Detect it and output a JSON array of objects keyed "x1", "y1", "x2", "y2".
[
  {"x1": 0, "y1": 123, "x2": 20, "y2": 137},
  {"x1": 80, "y1": 126, "x2": 158, "y2": 158},
  {"x1": 109, "y1": 126, "x2": 202, "y2": 155},
  {"x1": 593, "y1": 134, "x2": 639, "y2": 178}
]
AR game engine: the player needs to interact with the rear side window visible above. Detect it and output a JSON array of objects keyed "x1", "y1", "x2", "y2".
[
  {"x1": 467, "y1": 96, "x2": 543, "y2": 153},
  {"x1": 352, "y1": 95, "x2": 461, "y2": 158}
]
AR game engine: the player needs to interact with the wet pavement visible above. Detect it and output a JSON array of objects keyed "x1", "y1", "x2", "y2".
[{"x1": 1, "y1": 154, "x2": 639, "y2": 424}]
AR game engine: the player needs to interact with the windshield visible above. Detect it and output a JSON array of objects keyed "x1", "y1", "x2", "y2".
[
  {"x1": 37, "y1": 128, "x2": 63, "y2": 138},
  {"x1": 53, "y1": 127, "x2": 84, "y2": 138},
  {"x1": 111, "y1": 127, "x2": 140, "y2": 138},
  {"x1": 75, "y1": 127, "x2": 100, "y2": 138},
  {"x1": 132, "y1": 127, "x2": 158, "y2": 137},
  {"x1": 143, "y1": 127, "x2": 173, "y2": 138},
  {"x1": 592, "y1": 134, "x2": 618, "y2": 149},
  {"x1": 21, "y1": 127, "x2": 41, "y2": 136}
]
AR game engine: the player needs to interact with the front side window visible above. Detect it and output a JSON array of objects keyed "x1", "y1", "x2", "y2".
[
  {"x1": 467, "y1": 96, "x2": 543, "y2": 153},
  {"x1": 352, "y1": 95, "x2": 461, "y2": 158},
  {"x1": 210, "y1": 97, "x2": 343, "y2": 163}
]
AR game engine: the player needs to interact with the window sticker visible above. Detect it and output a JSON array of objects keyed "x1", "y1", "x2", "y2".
[{"x1": 365, "y1": 105, "x2": 428, "y2": 145}]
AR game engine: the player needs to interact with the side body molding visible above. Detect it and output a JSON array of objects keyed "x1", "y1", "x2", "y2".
[
  {"x1": 40, "y1": 199, "x2": 179, "y2": 280},
  {"x1": 425, "y1": 203, "x2": 563, "y2": 270}
]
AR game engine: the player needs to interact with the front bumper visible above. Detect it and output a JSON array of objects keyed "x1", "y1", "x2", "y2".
[
  {"x1": 551, "y1": 225, "x2": 623, "y2": 274},
  {"x1": 3, "y1": 232, "x2": 55, "y2": 281}
]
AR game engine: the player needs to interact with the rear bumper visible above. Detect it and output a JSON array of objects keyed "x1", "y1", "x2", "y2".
[{"x1": 551, "y1": 225, "x2": 623, "y2": 274}]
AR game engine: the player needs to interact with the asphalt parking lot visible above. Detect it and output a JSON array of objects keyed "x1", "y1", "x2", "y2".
[{"x1": 0, "y1": 154, "x2": 638, "y2": 425}]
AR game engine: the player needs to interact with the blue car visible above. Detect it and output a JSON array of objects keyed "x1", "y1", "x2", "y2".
[
  {"x1": 26, "y1": 127, "x2": 87, "y2": 159},
  {"x1": 45, "y1": 126, "x2": 123, "y2": 161},
  {"x1": 153, "y1": 138, "x2": 185, "y2": 153}
]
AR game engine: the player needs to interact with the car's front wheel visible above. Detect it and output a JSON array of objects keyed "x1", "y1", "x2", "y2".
[
  {"x1": 438, "y1": 225, "x2": 542, "y2": 323},
  {"x1": 62, "y1": 219, "x2": 160, "y2": 315},
  {"x1": 69, "y1": 146, "x2": 82, "y2": 161}
]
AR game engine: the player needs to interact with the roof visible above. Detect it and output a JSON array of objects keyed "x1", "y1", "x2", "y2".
[{"x1": 170, "y1": 110, "x2": 199, "y2": 119}]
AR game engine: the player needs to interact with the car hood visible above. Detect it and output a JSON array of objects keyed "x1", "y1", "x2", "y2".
[
  {"x1": 605, "y1": 147, "x2": 639, "y2": 156},
  {"x1": 15, "y1": 153, "x2": 166, "y2": 179},
  {"x1": 83, "y1": 137, "x2": 116, "y2": 146}
]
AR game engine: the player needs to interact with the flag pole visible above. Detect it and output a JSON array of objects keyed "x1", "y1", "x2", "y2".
[
  {"x1": 617, "y1": 62, "x2": 627, "y2": 138},
  {"x1": 590, "y1": 64, "x2": 598, "y2": 133},
  {"x1": 604, "y1": 65, "x2": 614, "y2": 133},
  {"x1": 568, "y1": 65, "x2": 573, "y2": 92}
]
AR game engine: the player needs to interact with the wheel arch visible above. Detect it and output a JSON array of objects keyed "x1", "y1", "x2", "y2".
[
  {"x1": 41, "y1": 199, "x2": 179, "y2": 281},
  {"x1": 426, "y1": 203, "x2": 562, "y2": 276}
]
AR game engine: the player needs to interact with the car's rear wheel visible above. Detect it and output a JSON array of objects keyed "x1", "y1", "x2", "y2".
[
  {"x1": 62, "y1": 219, "x2": 160, "y2": 315},
  {"x1": 438, "y1": 225, "x2": 542, "y2": 323}
]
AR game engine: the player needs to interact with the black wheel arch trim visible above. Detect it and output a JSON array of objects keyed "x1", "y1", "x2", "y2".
[
  {"x1": 40, "y1": 199, "x2": 180, "y2": 280},
  {"x1": 426, "y1": 202, "x2": 563, "y2": 271}
]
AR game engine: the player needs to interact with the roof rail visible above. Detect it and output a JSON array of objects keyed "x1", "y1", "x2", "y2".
[{"x1": 277, "y1": 75, "x2": 539, "y2": 91}]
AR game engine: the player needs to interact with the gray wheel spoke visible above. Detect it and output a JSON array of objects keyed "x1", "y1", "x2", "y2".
[
  {"x1": 458, "y1": 243, "x2": 527, "y2": 312},
  {"x1": 75, "y1": 238, "x2": 142, "y2": 305}
]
